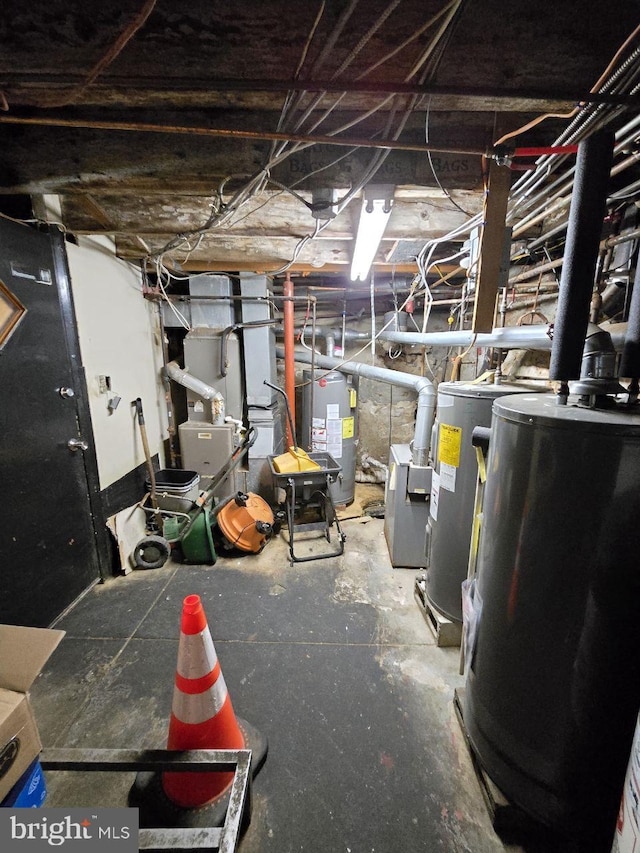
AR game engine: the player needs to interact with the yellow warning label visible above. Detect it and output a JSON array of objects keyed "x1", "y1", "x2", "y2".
[
  {"x1": 438, "y1": 423, "x2": 462, "y2": 467},
  {"x1": 475, "y1": 445, "x2": 487, "y2": 484},
  {"x1": 342, "y1": 416, "x2": 355, "y2": 439},
  {"x1": 349, "y1": 388, "x2": 357, "y2": 408}
]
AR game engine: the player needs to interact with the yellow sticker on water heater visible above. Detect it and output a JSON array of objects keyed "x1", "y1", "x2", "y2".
[
  {"x1": 342, "y1": 416, "x2": 355, "y2": 438},
  {"x1": 349, "y1": 388, "x2": 357, "y2": 408},
  {"x1": 438, "y1": 423, "x2": 462, "y2": 467}
]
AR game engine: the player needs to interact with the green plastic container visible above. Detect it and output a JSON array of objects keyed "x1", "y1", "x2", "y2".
[{"x1": 180, "y1": 507, "x2": 217, "y2": 564}]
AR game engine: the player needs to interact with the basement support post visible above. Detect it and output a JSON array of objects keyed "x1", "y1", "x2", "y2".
[{"x1": 472, "y1": 161, "x2": 512, "y2": 332}]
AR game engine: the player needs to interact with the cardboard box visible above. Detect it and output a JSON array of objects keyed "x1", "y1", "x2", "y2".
[{"x1": 0, "y1": 625, "x2": 64, "y2": 801}]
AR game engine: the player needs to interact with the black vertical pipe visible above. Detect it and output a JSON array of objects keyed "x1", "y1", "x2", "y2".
[
  {"x1": 619, "y1": 257, "x2": 640, "y2": 379},
  {"x1": 549, "y1": 132, "x2": 614, "y2": 382}
]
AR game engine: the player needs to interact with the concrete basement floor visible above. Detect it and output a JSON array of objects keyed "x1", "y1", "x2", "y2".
[{"x1": 29, "y1": 514, "x2": 527, "y2": 852}]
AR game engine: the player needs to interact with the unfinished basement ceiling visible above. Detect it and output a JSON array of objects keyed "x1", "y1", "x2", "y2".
[{"x1": 0, "y1": 0, "x2": 639, "y2": 275}]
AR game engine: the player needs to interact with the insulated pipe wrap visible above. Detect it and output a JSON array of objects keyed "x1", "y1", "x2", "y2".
[
  {"x1": 549, "y1": 132, "x2": 614, "y2": 381},
  {"x1": 619, "y1": 260, "x2": 640, "y2": 379}
]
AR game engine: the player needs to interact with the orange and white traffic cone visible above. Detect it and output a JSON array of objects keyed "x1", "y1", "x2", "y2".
[
  {"x1": 162, "y1": 593, "x2": 246, "y2": 807},
  {"x1": 129, "y1": 594, "x2": 267, "y2": 828}
]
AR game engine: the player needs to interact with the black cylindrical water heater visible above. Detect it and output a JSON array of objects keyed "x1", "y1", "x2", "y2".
[{"x1": 464, "y1": 394, "x2": 640, "y2": 850}]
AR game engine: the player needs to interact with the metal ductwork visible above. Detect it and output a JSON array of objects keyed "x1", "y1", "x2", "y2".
[
  {"x1": 275, "y1": 346, "x2": 435, "y2": 467},
  {"x1": 571, "y1": 323, "x2": 625, "y2": 398},
  {"x1": 306, "y1": 327, "x2": 370, "y2": 358},
  {"x1": 275, "y1": 326, "x2": 369, "y2": 358}
]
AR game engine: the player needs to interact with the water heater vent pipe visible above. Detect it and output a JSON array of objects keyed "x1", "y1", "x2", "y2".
[
  {"x1": 165, "y1": 360, "x2": 225, "y2": 424},
  {"x1": 276, "y1": 347, "x2": 435, "y2": 467},
  {"x1": 378, "y1": 325, "x2": 627, "y2": 352}
]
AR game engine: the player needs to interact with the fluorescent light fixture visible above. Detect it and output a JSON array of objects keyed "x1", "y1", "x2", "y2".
[{"x1": 349, "y1": 185, "x2": 394, "y2": 281}]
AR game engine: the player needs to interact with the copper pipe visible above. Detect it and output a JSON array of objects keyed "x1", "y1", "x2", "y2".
[
  {"x1": 283, "y1": 273, "x2": 296, "y2": 447},
  {"x1": 508, "y1": 257, "x2": 563, "y2": 284},
  {"x1": 0, "y1": 113, "x2": 488, "y2": 156},
  {"x1": 508, "y1": 226, "x2": 640, "y2": 287},
  {"x1": 602, "y1": 225, "x2": 640, "y2": 249},
  {"x1": 511, "y1": 195, "x2": 571, "y2": 238}
]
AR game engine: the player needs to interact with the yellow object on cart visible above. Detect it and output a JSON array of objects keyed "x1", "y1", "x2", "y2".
[{"x1": 272, "y1": 447, "x2": 321, "y2": 473}]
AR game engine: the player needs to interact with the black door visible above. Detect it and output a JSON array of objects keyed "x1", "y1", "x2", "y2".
[{"x1": 0, "y1": 219, "x2": 100, "y2": 626}]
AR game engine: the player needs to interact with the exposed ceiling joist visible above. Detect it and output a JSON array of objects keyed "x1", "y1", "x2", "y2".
[{"x1": 0, "y1": 0, "x2": 638, "y2": 275}]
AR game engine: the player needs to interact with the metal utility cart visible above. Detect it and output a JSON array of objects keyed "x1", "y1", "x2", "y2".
[{"x1": 268, "y1": 451, "x2": 346, "y2": 564}]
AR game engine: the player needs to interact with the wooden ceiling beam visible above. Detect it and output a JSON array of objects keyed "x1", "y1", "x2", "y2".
[{"x1": 2, "y1": 75, "x2": 635, "y2": 109}]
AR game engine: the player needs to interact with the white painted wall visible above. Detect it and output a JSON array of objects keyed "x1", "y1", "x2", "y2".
[{"x1": 66, "y1": 236, "x2": 167, "y2": 489}]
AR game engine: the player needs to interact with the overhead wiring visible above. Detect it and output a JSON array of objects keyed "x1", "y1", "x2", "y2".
[
  {"x1": 404, "y1": 0, "x2": 464, "y2": 83},
  {"x1": 271, "y1": 0, "x2": 327, "y2": 163},
  {"x1": 154, "y1": 256, "x2": 191, "y2": 331},
  {"x1": 136, "y1": 1, "x2": 465, "y2": 275},
  {"x1": 263, "y1": 0, "x2": 470, "y2": 272},
  {"x1": 300, "y1": 0, "x2": 463, "y2": 141},
  {"x1": 353, "y1": 0, "x2": 459, "y2": 81},
  {"x1": 276, "y1": 3, "x2": 462, "y2": 175},
  {"x1": 334, "y1": 0, "x2": 404, "y2": 81},
  {"x1": 270, "y1": 0, "x2": 399, "y2": 173},
  {"x1": 409, "y1": 18, "x2": 640, "y2": 329},
  {"x1": 425, "y1": 97, "x2": 474, "y2": 216},
  {"x1": 267, "y1": 217, "x2": 329, "y2": 275},
  {"x1": 508, "y1": 25, "x2": 640, "y2": 206},
  {"x1": 224, "y1": 145, "x2": 361, "y2": 231},
  {"x1": 144, "y1": 0, "x2": 471, "y2": 275},
  {"x1": 0, "y1": 211, "x2": 65, "y2": 230},
  {"x1": 293, "y1": 3, "x2": 327, "y2": 82},
  {"x1": 271, "y1": 0, "x2": 361, "y2": 154},
  {"x1": 419, "y1": 246, "x2": 469, "y2": 332}
]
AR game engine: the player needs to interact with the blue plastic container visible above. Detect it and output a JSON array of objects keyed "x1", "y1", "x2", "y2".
[{"x1": 1, "y1": 759, "x2": 47, "y2": 807}]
